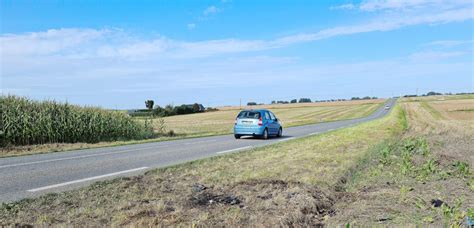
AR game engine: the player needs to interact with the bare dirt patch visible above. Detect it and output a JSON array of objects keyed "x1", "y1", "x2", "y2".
[{"x1": 186, "y1": 180, "x2": 335, "y2": 227}]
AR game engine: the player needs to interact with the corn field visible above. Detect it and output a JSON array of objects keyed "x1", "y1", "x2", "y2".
[{"x1": 0, "y1": 95, "x2": 154, "y2": 147}]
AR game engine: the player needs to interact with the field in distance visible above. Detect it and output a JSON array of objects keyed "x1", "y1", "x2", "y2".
[{"x1": 150, "y1": 99, "x2": 384, "y2": 137}]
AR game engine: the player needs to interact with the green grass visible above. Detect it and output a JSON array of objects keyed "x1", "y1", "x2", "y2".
[
  {"x1": 0, "y1": 102, "x2": 405, "y2": 226},
  {"x1": 337, "y1": 136, "x2": 473, "y2": 226},
  {"x1": 451, "y1": 108, "x2": 474, "y2": 112}
]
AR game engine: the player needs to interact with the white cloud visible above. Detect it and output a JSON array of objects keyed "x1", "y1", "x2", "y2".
[
  {"x1": 409, "y1": 50, "x2": 467, "y2": 61},
  {"x1": 4, "y1": 50, "x2": 470, "y2": 107},
  {"x1": 0, "y1": 28, "x2": 107, "y2": 56},
  {"x1": 203, "y1": 6, "x2": 219, "y2": 15},
  {"x1": 330, "y1": 3, "x2": 355, "y2": 10},
  {"x1": 360, "y1": 0, "x2": 440, "y2": 11},
  {"x1": 186, "y1": 5, "x2": 221, "y2": 32},
  {"x1": 3, "y1": 5, "x2": 471, "y2": 61},
  {"x1": 274, "y1": 7, "x2": 473, "y2": 45},
  {"x1": 425, "y1": 39, "x2": 473, "y2": 47},
  {"x1": 2, "y1": 0, "x2": 466, "y2": 60},
  {"x1": 187, "y1": 23, "x2": 196, "y2": 30},
  {"x1": 332, "y1": 0, "x2": 472, "y2": 12}
]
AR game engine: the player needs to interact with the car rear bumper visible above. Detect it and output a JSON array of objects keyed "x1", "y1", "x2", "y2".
[{"x1": 233, "y1": 125, "x2": 265, "y2": 136}]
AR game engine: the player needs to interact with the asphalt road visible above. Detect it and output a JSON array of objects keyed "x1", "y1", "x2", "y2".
[{"x1": 0, "y1": 99, "x2": 396, "y2": 203}]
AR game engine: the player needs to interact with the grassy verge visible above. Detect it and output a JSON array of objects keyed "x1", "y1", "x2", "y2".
[
  {"x1": 0, "y1": 102, "x2": 403, "y2": 226},
  {"x1": 327, "y1": 98, "x2": 474, "y2": 226}
]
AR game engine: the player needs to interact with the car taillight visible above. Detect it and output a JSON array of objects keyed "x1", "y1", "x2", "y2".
[
  {"x1": 258, "y1": 117, "x2": 263, "y2": 126},
  {"x1": 235, "y1": 118, "x2": 238, "y2": 125}
]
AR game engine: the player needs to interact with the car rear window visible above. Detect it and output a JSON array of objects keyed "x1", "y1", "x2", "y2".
[{"x1": 238, "y1": 111, "x2": 261, "y2": 119}]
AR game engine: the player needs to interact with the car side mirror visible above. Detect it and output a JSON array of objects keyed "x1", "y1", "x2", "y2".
[{"x1": 275, "y1": 118, "x2": 278, "y2": 122}]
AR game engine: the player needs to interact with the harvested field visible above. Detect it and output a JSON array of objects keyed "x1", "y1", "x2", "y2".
[{"x1": 157, "y1": 100, "x2": 383, "y2": 136}]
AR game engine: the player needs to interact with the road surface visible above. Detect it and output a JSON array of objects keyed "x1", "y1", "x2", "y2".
[{"x1": 0, "y1": 99, "x2": 396, "y2": 202}]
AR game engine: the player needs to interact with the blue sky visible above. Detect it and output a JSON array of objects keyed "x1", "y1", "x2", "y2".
[{"x1": 1, "y1": 0, "x2": 473, "y2": 108}]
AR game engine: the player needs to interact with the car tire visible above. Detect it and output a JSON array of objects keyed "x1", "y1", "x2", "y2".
[
  {"x1": 277, "y1": 128, "x2": 282, "y2": 137},
  {"x1": 261, "y1": 128, "x2": 268, "y2": 140},
  {"x1": 234, "y1": 134, "x2": 241, "y2": 139}
]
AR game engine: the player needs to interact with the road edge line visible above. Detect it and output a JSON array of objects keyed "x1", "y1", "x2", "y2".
[
  {"x1": 27, "y1": 167, "x2": 149, "y2": 192},
  {"x1": 216, "y1": 146, "x2": 252, "y2": 154}
]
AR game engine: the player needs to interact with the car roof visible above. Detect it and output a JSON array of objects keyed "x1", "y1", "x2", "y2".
[{"x1": 240, "y1": 109, "x2": 270, "y2": 112}]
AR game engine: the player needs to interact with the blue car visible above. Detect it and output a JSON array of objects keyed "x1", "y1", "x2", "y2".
[{"x1": 234, "y1": 109, "x2": 282, "y2": 139}]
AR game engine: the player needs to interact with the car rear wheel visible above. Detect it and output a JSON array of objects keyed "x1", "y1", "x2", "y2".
[
  {"x1": 234, "y1": 134, "x2": 241, "y2": 139},
  {"x1": 277, "y1": 128, "x2": 282, "y2": 137},
  {"x1": 261, "y1": 128, "x2": 268, "y2": 140}
]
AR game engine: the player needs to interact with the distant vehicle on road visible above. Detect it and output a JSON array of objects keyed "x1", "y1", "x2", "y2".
[
  {"x1": 385, "y1": 105, "x2": 390, "y2": 110},
  {"x1": 234, "y1": 109, "x2": 282, "y2": 139}
]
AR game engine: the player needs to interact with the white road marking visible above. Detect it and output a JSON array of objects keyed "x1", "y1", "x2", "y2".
[
  {"x1": 278, "y1": 137, "x2": 294, "y2": 142},
  {"x1": 27, "y1": 167, "x2": 149, "y2": 192},
  {"x1": 309, "y1": 132, "x2": 320, "y2": 136},
  {"x1": 216, "y1": 146, "x2": 252, "y2": 154},
  {"x1": 0, "y1": 145, "x2": 168, "y2": 169}
]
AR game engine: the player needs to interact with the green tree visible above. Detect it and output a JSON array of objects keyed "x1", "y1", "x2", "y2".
[
  {"x1": 192, "y1": 103, "x2": 201, "y2": 112},
  {"x1": 145, "y1": 100, "x2": 154, "y2": 110}
]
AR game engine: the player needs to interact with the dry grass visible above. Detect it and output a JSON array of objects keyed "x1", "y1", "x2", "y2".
[
  {"x1": 428, "y1": 99, "x2": 474, "y2": 121},
  {"x1": 0, "y1": 101, "x2": 402, "y2": 226}
]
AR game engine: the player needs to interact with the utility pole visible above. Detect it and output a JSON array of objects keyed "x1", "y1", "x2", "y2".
[{"x1": 239, "y1": 98, "x2": 242, "y2": 110}]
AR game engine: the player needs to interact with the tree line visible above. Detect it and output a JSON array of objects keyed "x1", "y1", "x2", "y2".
[
  {"x1": 248, "y1": 96, "x2": 380, "y2": 105},
  {"x1": 403, "y1": 91, "x2": 473, "y2": 98},
  {"x1": 130, "y1": 100, "x2": 213, "y2": 117}
]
